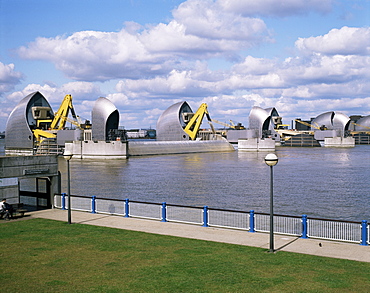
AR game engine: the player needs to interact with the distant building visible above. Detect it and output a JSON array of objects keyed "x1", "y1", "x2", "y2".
[{"x1": 126, "y1": 129, "x2": 156, "y2": 139}]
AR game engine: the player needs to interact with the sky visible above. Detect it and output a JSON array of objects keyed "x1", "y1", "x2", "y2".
[{"x1": 0, "y1": 0, "x2": 369, "y2": 131}]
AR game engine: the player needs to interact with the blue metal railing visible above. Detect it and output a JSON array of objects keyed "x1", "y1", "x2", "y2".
[{"x1": 55, "y1": 194, "x2": 369, "y2": 246}]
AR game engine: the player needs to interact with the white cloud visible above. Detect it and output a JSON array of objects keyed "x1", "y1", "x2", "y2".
[
  {"x1": 17, "y1": 0, "x2": 271, "y2": 82},
  {"x1": 7, "y1": 81, "x2": 100, "y2": 102},
  {"x1": 172, "y1": 0, "x2": 268, "y2": 41},
  {"x1": 3, "y1": 0, "x2": 369, "y2": 130},
  {"x1": 225, "y1": 71, "x2": 284, "y2": 89},
  {"x1": 115, "y1": 69, "x2": 216, "y2": 98},
  {"x1": 6, "y1": 84, "x2": 57, "y2": 102},
  {"x1": 202, "y1": 93, "x2": 266, "y2": 116},
  {"x1": 18, "y1": 30, "x2": 173, "y2": 81},
  {"x1": 111, "y1": 42, "x2": 370, "y2": 107},
  {"x1": 59, "y1": 82, "x2": 101, "y2": 100},
  {"x1": 0, "y1": 62, "x2": 23, "y2": 94},
  {"x1": 280, "y1": 54, "x2": 370, "y2": 85},
  {"x1": 106, "y1": 93, "x2": 130, "y2": 107},
  {"x1": 296, "y1": 26, "x2": 370, "y2": 56},
  {"x1": 279, "y1": 96, "x2": 370, "y2": 123},
  {"x1": 114, "y1": 55, "x2": 288, "y2": 100},
  {"x1": 12, "y1": 24, "x2": 370, "y2": 129},
  {"x1": 220, "y1": 0, "x2": 333, "y2": 17},
  {"x1": 231, "y1": 56, "x2": 277, "y2": 75}
]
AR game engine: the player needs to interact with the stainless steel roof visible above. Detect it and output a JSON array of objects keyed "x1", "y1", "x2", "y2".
[
  {"x1": 311, "y1": 112, "x2": 334, "y2": 130},
  {"x1": 156, "y1": 101, "x2": 192, "y2": 141},
  {"x1": 248, "y1": 106, "x2": 270, "y2": 138},
  {"x1": 91, "y1": 97, "x2": 119, "y2": 141},
  {"x1": 355, "y1": 115, "x2": 370, "y2": 131},
  {"x1": 312, "y1": 111, "x2": 350, "y2": 135},
  {"x1": 5, "y1": 92, "x2": 52, "y2": 150},
  {"x1": 333, "y1": 112, "x2": 350, "y2": 135}
]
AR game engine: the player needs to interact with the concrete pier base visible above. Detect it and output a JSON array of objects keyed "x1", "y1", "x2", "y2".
[
  {"x1": 324, "y1": 137, "x2": 355, "y2": 147},
  {"x1": 65, "y1": 138, "x2": 235, "y2": 159},
  {"x1": 129, "y1": 139, "x2": 235, "y2": 156},
  {"x1": 66, "y1": 140, "x2": 128, "y2": 159},
  {"x1": 238, "y1": 138, "x2": 275, "y2": 152}
]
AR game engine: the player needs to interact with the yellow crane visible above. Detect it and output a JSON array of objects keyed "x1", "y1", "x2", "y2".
[
  {"x1": 211, "y1": 119, "x2": 234, "y2": 129},
  {"x1": 294, "y1": 119, "x2": 324, "y2": 130},
  {"x1": 32, "y1": 94, "x2": 83, "y2": 144},
  {"x1": 351, "y1": 121, "x2": 370, "y2": 130},
  {"x1": 183, "y1": 103, "x2": 216, "y2": 140},
  {"x1": 36, "y1": 94, "x2": 80, "y2": 130},
  {"x1": 275, "y1": 124, "x2": 290, "y2": 130},
  {"x1": 211, "y1": 119, "x2": 245, "y2": 130},
  {"x1": 32, "y1": 129, "x2": 56, "y2": 142}
]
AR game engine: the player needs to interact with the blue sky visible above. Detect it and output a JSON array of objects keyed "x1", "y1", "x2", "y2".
[{"x1": 1, "y1": 0, "x2": 369, "y2": 131}]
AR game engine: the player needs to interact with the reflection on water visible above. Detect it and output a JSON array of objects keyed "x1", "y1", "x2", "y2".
[
  {"x1": 64, "y1": 145, "x2": 370, "y2": 222},
  {"x1": 2, "y1": 139, "x2": 370, "y2": 221}
]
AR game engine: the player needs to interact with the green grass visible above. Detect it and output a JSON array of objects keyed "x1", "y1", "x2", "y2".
[{"x1": 1, "y1": 218, "x2": 370, "y2": 292}]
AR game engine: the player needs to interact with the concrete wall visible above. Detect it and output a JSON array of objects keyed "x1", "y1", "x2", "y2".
[
  {"x1": 324, "y1": 137, "x2": 355, "y2": 147},
  {"x1": 66, "y1": 140, "x2": 128, "y2": 159},
  {"x1": 314, "y1": 130, "x2": 338, "y2": 140},
  {"x1": 128, "y1": 139, "x2": 235, "y2": 156},
  {"x1": 66, "y1": 139, "x2": 234, "y2": 158},
  {"x1": 0, "y1": 178, "x2": 18, "y2": 204},
  {"x1": 238, "y1": 138, "x2": 276, "y2": 152},
  {"x1": 57, "y1": 129, "x2": 82, "y2": 145},
  {"x1": 0, "y1": 155, "x2": 60, "y2": 205},
  {"x1": 227, "y1": 129, "x2": 257, "y2": 143},
  {"x1": 0, "y1": 156, "x2": 59, "y2": 178}
]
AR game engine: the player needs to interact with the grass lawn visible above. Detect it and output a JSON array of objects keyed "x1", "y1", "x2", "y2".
[{"x1": 0, "y1": 218, "x2": 370, "y2": 292}]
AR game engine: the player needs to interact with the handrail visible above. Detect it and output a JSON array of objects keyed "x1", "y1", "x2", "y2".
[
  {"x1": 53, "y1": 193, "x2": 360, "y2": 223},
  {"x1": 53, "y1": 194, "x2": 369, "y2": 245}
]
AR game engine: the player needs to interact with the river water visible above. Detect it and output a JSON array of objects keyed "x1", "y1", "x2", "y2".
[{"x1": 1, "y1": 139, "x2": 370, "y2": 221}]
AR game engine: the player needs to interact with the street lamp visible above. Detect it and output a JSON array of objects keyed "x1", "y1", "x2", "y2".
[
  {"x1": 63, "y1": 150, "x2": 73, "y2": 224},
  {"x1": 264, "y1": 153, "x2": 278, "y2": 253}
]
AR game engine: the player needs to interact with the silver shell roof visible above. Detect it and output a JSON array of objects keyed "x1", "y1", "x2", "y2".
[
  {"x1": 265, "y1": 107, "x2": 279, "y2": 118},
  {"x1": 156, "y1": 101, "x2": 192, "y2": 141},
  {"x1": 312, "y1": 111, "x2": 350, "y2": 134},
  {"x1": 248, "y1": 106, "x2": 278, "y2": 138},
  {"x1": 355, "y1": 115, "x2": 370, "y2": 131},
  {"x1": 91, "y1": 97, "x2": 119, "y2": 141},
  {"x1": 333, "y1": 112, "x2": 350, "y2": 134},
  {"x1": 311, "y1": 112, "x2": 334, "y2": 130},
  {"x1": 5, "y1": 91, "x2": 52, "y2": 149}
]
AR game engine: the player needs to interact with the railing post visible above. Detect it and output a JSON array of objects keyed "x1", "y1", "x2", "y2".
[
  {"x1": 202, "y1": 206, "x2": 209, "y2": 227},
  {"x1": 161, "y1": 202, "x2": 167, "y2": 222},
  {"x1": 301, "y1": 214, "x2": 308, "y2": 239},
  {"x1": 360, "y1": 220, "x2": 368, "y2": 246},
  {"x1": 249, "y1": 210, "x2": 255, "y2": 232},
  {"x1": 91, "y1": 196, "x2": 96, "y2": 214},
  {"x1": 124, "y1": 198, "x2": 130, "y2": 218},
  {"x1": 61, "y1": 193, "x2": 66, "y2": 210}
]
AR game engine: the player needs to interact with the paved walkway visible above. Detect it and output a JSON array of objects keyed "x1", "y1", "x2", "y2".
[{"x1": 20, "y1": 209, "x2": 370, "y2": 263}]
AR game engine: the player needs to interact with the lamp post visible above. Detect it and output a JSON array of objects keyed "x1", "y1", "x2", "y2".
[
  {"x1": 63, "y1": 150, "x2": 73, "y2": 224},
  {"x1": 264, "y1": 153, "x2": 278, "y2": 253}
]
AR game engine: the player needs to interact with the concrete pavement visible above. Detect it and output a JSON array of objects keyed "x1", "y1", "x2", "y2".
[{"x1": 19, "y1": 209, "x2": 370, "y2": 263}]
